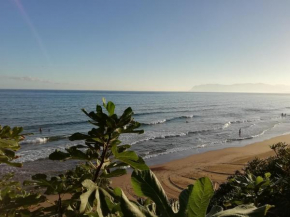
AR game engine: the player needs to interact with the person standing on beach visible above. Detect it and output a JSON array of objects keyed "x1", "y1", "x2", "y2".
[{"x1": 239, "y1": 128, "x2": 241, "y2": 137}]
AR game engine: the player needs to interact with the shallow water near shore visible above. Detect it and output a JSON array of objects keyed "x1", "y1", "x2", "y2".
[{"x1": 1, "y1": 89, "x2": 290, "y2": 176}]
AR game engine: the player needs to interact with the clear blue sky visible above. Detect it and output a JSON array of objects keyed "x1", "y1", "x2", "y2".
[{"x1": 1, "y1": 0, "x2": 290, "y2": 91}]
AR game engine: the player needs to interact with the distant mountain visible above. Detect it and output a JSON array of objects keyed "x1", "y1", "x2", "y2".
[{"x1": 190, "y1": 83, "x2": 290, "y2": 93}]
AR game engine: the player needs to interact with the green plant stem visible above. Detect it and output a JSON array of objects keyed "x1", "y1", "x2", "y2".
[
  {"x1": 57, "y1": 193, "x2": 62, "y2": 217},
  {"x1": 93, "y1": 144, "x2": 109, "y2": 182}
]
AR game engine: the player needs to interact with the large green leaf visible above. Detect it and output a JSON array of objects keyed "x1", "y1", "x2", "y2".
[
  {"x1": 116, "y1": 121, "x2": 144, "y2": 134},
  {"x1": 176, "y1": 185, "x2": 193, "y2": 217},
  {"x1": 0, "y1": 139, "x2": 19, "y2": 150},
  {"x1": 79, "y1": 179, "x2": 103, "y2": 216},
  {"x1": 211, "y1": 204, "x2": 273, "y2": 217},
  {"x1": 79, "y1": 179, "x2": 121, "y2": 216},
  {"x1": 0, "y1": 148, "x2": 16, "y2": 158},
  {"x1": 131, "y1": 169, "x2": 175, "y2": 217},
  {"x1": 112, "y1": 145, "x2": 149, "y2": 170},
  {"x1": 117, "y1": 107, "x2": 134, "y2": 128},
  {"x1": 106, "y1": 102, "x2": 116, "y2": 116},
  {"x1": 188, "y1": 177, "x2": 214, "y2": 217},
  {"x1": 0, "y1": 155, "x2": 22, "y2": 167},
  {"x1": 114, "y1": 187, "x2": 148, "y2": 217}
]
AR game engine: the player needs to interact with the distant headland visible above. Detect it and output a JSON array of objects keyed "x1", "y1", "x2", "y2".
[{"x1": 190, "y1": 83, "x2": 290, "y2": 93}]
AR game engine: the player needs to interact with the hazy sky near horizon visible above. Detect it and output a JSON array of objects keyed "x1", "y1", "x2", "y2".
[{"x1": 1, "y1": 0, "x2": 290, "y2": 91}]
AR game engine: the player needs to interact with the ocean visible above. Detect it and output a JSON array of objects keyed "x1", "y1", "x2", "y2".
[{"x1": 1, "y1": 89, "x2": 290, "y2": 176}]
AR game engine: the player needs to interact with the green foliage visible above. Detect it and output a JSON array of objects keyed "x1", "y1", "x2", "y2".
[
  {"x1": 188, "y1": 177, "x2": 214, "y2": 217},
  {"x1": 111, "y1": 144, "x2": 149, "y2": 171},
  {"x1": 209, "y1": 204, "x2": 273, "y2": 217},
  {"x1": 69, "y1": 168, "x2": 270, "y2": 217},
  {"x1": 211, "y1": 143, "x2": 290, "y2": 217},
  {"x1": 131, "y1": 169, "x2": 175, "y2": 216},
  {"x1": 48, "y1": 99, "x2": 148, "y2": 185},
  {"x1": 128, "y1": 169, "x2": 270, "y2": 217},
  {"x1": 0, "y1": 173, "x2": 46, "y2": 217},
  {"x1": 0, "y1": 125, "x2": 26, "y2": 167},
  {"x1": 0, "y1": 126, "x2": 47, "y2": 216},
  {"x1": 30, "y1": 99, "x2": 149, "y2": 216},
  {"x1": 217, "y1": 172, "x2": 274, "y2": 208}
]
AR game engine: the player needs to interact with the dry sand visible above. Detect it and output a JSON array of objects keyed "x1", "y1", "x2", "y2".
[{"x1": 112, "y1": 134, "x2": 290, "y2": 199}]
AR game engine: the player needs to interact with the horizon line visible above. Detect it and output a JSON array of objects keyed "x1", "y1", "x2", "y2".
[{"x1": 1, "y1": 88, "x2": 290, "y2": 95}]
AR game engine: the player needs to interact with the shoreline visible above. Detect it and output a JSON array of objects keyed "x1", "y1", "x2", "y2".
[{"x1": 112, "y1": 134, "x2": 290, "y2": 199}]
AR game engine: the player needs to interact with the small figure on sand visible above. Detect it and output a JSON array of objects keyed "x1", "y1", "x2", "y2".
[
  {"x1": 239, "y1": 128, "x2": 241, "y2": 137},
  {"x1": 39, "y1": 127, "x2": 42, "y2": 133}
]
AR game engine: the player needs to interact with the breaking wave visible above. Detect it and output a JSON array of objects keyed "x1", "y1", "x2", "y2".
[
  {"x1": 131, "y1": 132, "x2": 188, "y2": 145},
  {"x1": 141, "y1": 115, "x2": 196, "y2": 125},
  {"x1": 20, "y1": 135, "x2": 69, "y2": 145},
  {"x1": 226, "y1": 123, "x2": 280, "y2": 142},
  {"x1": 222, "y1": 122, "x2": 231, "y2": 129},
  {"x1": 20, "y1": 137, "x2": 49, "y2": 144}
]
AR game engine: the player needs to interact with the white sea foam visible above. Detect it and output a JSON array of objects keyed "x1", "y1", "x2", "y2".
[
  {"x1": 149, "y1": 119, "x2": 167, "y2": 125},
  {"x1": 252, "y1": 122, "x2": 280, "y2": 138},
  {"x1": 182, "y1": 114, "x2": 194, "y2": 118},
  {"x1": 142, "y1": 114, "x2": 195, "y2": 125},
  {"x1": 130, "y1": 132, "x2": 188, "y2": 145},
  {"x1": 222, "y1": 122, "x2": 231, "y2": 129},
  {"x1": 20, "y1": 137, "x2": 49, "y2": 144}
]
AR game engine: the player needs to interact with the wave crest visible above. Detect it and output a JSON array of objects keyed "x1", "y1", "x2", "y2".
[
  {"x1": 20, "y1": 135, "x2": 69, "y2": 145},
  {"x1": 141, "y1": 115, "x2": 196, "y2": 125},
  {"x1": 21, "y1": 137, "x2": 49, "y2": 144}
]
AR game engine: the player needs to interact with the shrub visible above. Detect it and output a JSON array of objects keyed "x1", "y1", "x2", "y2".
[
  {"x1": 210, "y1": 142, "x2": 290, "y2": 217},
  {"x1": 0, "y1": 126, "x2": 46, "y2": 216}
]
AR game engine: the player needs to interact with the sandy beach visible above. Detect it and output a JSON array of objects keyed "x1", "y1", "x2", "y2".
[
  {"x1": 111, "y1": 134, "x2": 290, "y2": 200},
  {"x1": 41, "y1": 133, "x2": 290, "y2": 208}
]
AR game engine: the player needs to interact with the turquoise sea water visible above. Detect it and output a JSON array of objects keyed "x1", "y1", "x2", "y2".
[{"x1": 1, "y1": 90, "x2": 290, "y2": 175}]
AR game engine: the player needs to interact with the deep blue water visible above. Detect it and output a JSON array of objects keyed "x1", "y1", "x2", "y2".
[{"x1": 1, "y1": 89, "x2": 290, "y2": 167}]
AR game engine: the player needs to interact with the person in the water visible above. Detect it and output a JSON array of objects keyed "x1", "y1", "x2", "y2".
[{"x1": 239, "y1": 128, "x2": 241, "y2": 137}]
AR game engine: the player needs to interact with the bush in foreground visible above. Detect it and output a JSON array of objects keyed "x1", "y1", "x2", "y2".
[{"x1": 211, "y1": 142, "x2": 290, "y2": 217}]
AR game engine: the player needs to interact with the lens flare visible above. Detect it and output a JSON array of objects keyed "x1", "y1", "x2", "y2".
[{"x1": 12, "y1": 0, "x2": 50, "y2": 63}]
